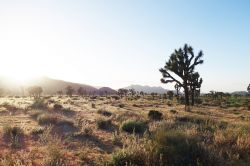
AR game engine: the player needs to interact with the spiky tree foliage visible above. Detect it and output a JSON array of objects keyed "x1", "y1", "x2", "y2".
[
  {"x1": 118, "y1": 88, "x2": 128, "y2": 98},
  {"x1": 151, "y1": 92, "x2": 157, "y2": 100},
  {"x1": 129, "y1": 89, "x2": 136, "y2": 97},
  {"x1": 248, "y1": 84, "x2": 250, "y2": 93},
  {"x1": 189, "y1": 72, "x2": 203, "y2": 105},
  {"x1": 160, "y1": 44, "x2": 204, "y2": 106},
  {"x1": 65, "y1": 86, "x2": 74, "y2": 97}
]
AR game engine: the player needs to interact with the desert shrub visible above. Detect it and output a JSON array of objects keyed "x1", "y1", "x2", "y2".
[
  {"x1": 82, "y1": 127, "x2": 93, "y2": 136},
  {"x1": 60, "y1": 107, "x2": 75, "y2": 116},
  {"x1": 213, "y1": 128, "x2": 250, "y2": 161},
  {"x1": 167, "y1": 101, "x2": 173, "y2": 106},
  {"x1": 3, "y1": 125, "x2": 24, "y2": 148},
  {"x1": 177, "y1": 115, "x2": 228, "y2": 132},
  {"x1": 53, "y1": 103, "x2": 63, "y2": 110},
  {"x1": 118, "y1": 103, "x2": 125, "y2": 108},
  {"x1": 169, "y1": 109, "x2": 177, "y2": 114},
  {"x1": 112, "y1": 131, "x2": 122, "y2": 146},
  {"x1": 178, "y1": 96, "x2": 186, "y2": 104},
  {"x1": 109, "y1": 135, "x2": 160, "y2": 166},
  {"x1": 30, "y1": 99, "x2": 47, "y2": 109},
  {"x1": 111, "y1": 95, "x2": 120, "y2": 100},
  {"x1": 44, "y1": 143, "x2": 67, "y2": 166},
  {"x1": 148, "y1": 110, "x2": 163, "y2": 120},
  {"x1": 153, "y1": 128, "x2": 215, "y2": 166},
  {"x1": 195, "y1": 98, "x2": 203, "y2": 104},
  {"x1": 57, "y1": 118, "x2": 74, "y2": 127},
  {"x1": 110, "y1": 150, "x2": 145, "y2": 166},
  {"x1": 37, "y1": 113, "x2": 58, "y2": 125},
  {"x1": 97, "y1": 108, "x2": 112, "y2": 117},
  {"x1": 121, "y1": 120, "x2": 148, "y2": 134},
  {"x1": 30, "y1": 110, "x2": 43, "y2": 119},
  {"x1": 91, "y1": 103, "x2": 96, "y2": 108},
  {"x1": 97, "y1": 118, "x2": 112, "y2": 130},
  {"x1": 31, "y1": 127, "x2": 45, "y2": 136}
]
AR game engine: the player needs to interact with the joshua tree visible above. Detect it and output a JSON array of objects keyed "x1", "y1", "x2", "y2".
[
  {"x1": 129, "y1": 89, "x2": 136, "y2": 97},
  {"x1": 66, "y1": 86, "x2": 74, "y2": 97},
  {"x1": 151, "y1": 92, "x2": 157, "y2": 100},
  {"x1": 118, "y1": 88, "x2": 128, "y2": 98},
  {"x1": 27, "y1": 86, "x2": 43, "y2": 98},
  {"x1": 189, "y1": 72, "x2": 203, "y2": 105},
  {"x1": 248, "y1": 84, "x2": 250, "y2": 93},
  {"x1": 160, "y1": 44, "x2": 204, "y2": 106}
]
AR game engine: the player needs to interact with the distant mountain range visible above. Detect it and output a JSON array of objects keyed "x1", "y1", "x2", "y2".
[
  {"x1": 0, "y1": 76, "x2": 248, "y2": 96},
  {"x1": 231, "y1": 91, "x2": 249, "y2": 96},
  {"x1": 0, "y1": 77, "x2": 117, "y2": 95},
  {"x1": 124, "y1": 85, "x2": 169, "y2": 94}
]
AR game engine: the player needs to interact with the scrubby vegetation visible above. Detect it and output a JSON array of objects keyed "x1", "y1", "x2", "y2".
[{"x1": 0, "y1": 92, "x2": 249, "y2": 165}]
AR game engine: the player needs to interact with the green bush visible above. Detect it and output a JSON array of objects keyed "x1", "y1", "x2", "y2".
[
  {"x1": 148, "y1": 110, "x2": 163, "y2": 120},
  {"x1": 121, "y1": 120, "x2": 148, "y2": 134}
]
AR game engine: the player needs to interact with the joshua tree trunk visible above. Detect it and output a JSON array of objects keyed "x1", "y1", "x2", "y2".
[
  {"x1": 184, "y1": 85, "x2": 190, "y2": 106},
  {"x1": 191, "y1": 89, "x2": 195, "y2": 106}
]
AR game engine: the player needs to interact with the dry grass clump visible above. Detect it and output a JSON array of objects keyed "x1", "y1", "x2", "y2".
[
  {"x1": 44, "y1": 141, "x2": 68, "y2": 166},
  {"x1": 37, "y1": 113, "x2": 58, "y2": 125},
  {"x1": 213, "y1": 127, "x2": 250, "y2": 161},
  {"x1": 3, "y1": 125, "x2": 24, "y2": 148},
  {"x1": 97, "y1": 118, "x2": 112, "y2": 130}
]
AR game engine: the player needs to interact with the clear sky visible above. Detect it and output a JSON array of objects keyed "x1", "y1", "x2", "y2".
[{"x1": 0, "y1": 0, "x2": 249, "y2": 92}]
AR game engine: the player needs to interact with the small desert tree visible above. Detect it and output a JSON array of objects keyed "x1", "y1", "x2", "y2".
[
  {"x1": 27, "y1": 86, "x2": 43, "y2": 98},
  {"x1": 151, "y1": 92, "x2": 157, "y2": 100},
  {"x1": 118, "y1": 88, "x2": 128, "y2": 98},
  {"x1": 129, "y1": 89, "x2": 136, "y2": 97},
  {"x1": 65, "y1": 86, "x2": 74, "y2": 97},
  {"x1": 160, "y1": 44, "x2": 203, "y2": 106}
]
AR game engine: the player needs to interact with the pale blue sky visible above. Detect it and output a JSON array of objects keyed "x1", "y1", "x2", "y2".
[{"x1": 0, "y1": 0, "x2": 249, "y2": 92}]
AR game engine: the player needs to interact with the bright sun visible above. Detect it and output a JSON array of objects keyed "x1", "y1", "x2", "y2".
[{"x1": 0, "y1": 53, "x2": 43, "y2": 84}]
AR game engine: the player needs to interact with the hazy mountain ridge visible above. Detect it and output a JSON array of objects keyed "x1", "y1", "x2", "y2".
[
  {"x1": 0, "y1": 77, "x2": 117, "y2": 95},
  {"x1": 124, "y1": 84, "x2": 169, "y2": 94}
]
